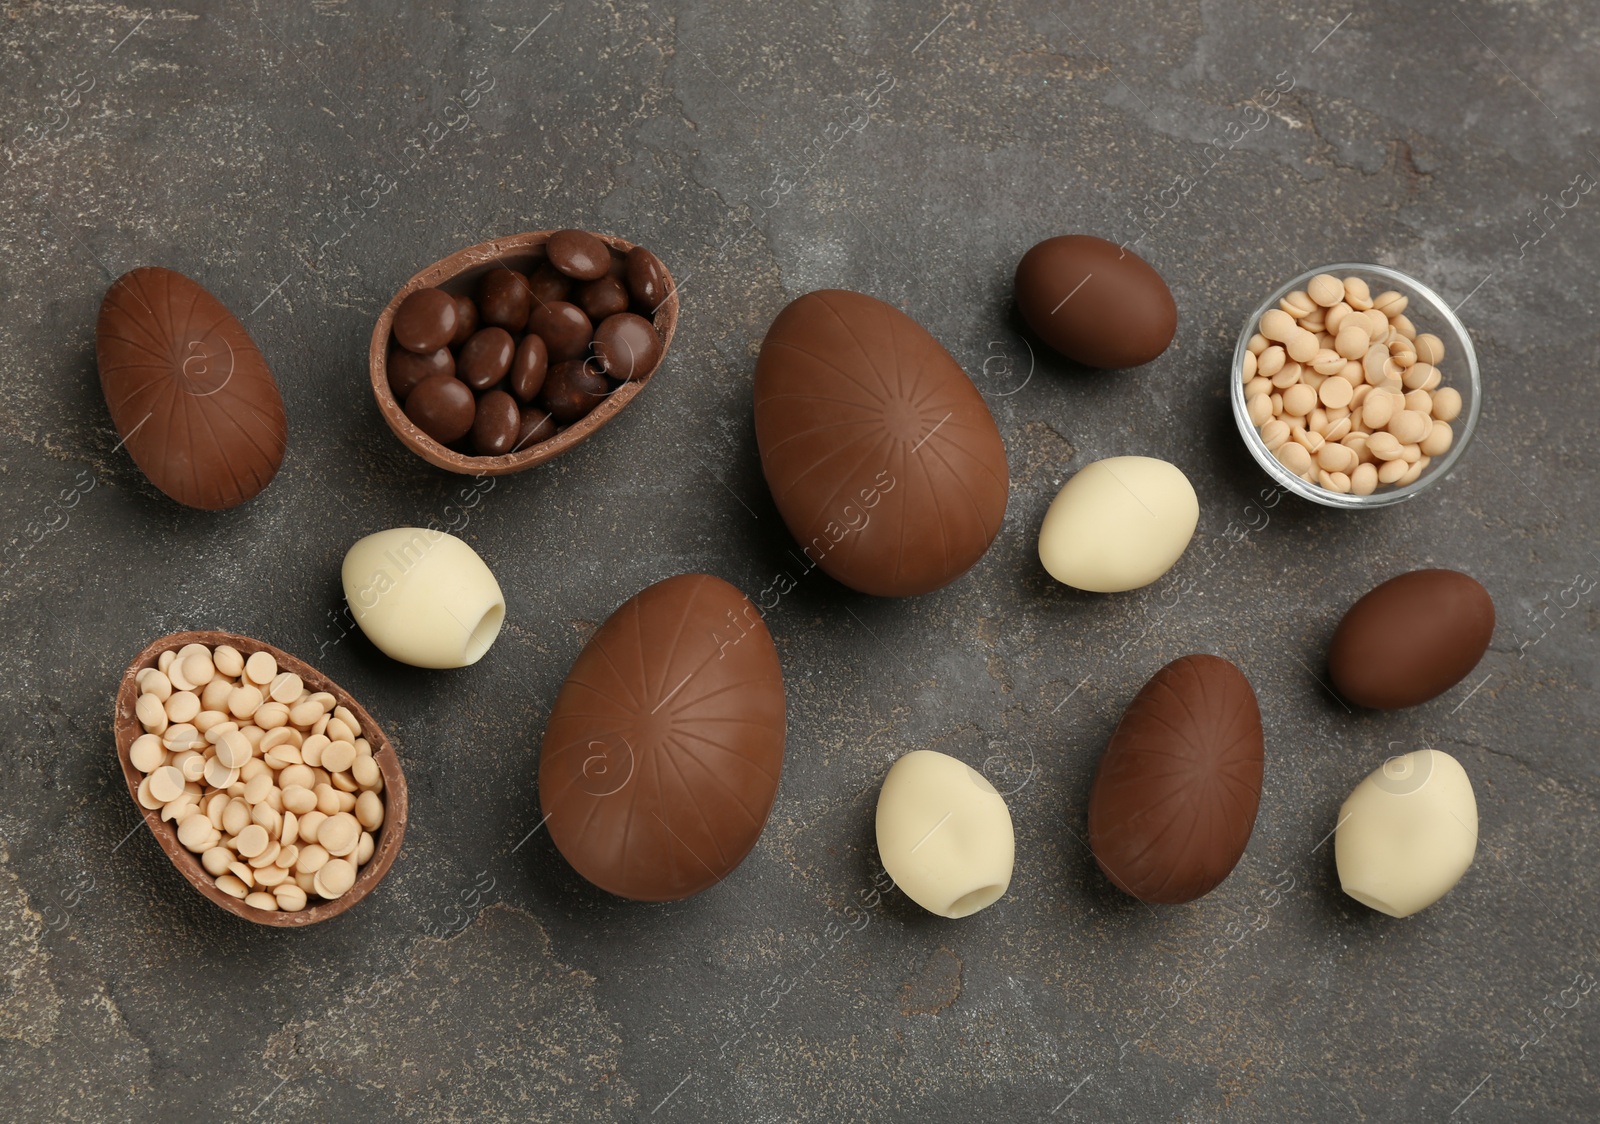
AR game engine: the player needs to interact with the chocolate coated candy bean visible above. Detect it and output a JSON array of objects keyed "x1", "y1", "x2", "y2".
[
  {"x1": 449, "y1": 294, "x2": 479, "y2": 346},
  {"x1": 392, "y1": 288, "x2": 457, "y2": 354},
  {"x1": 515, "y1": 407, "x2": 557, "y2": 450},
  {"x1": 592, "y1": 313, "x2": 662, "y2": 381},
  {"x1": 547, "y1": 229, "x2": 610, "y2": 281},
  {"x1": 526, "y1": 264, "x2": 570, "y2": 306},
  {"x1": 471, "y1": 390, "x2": 522, "y2": 456},
  {"x1": 508, "y1": 333, "x2": 549, "y2": 403},
  {"x1": 479, "y1": 268, "x2": 532, "y2": 332},
  {"x1": 625, "y1": 247, "x2": 669, "y2": 312},
  {"x1": 541, "y1": 360, "x2": 609, "y2": 423},
  {"x1": 457, "y1": 327, "x2": 516, "y2": 392},
  {"x1": 578, "y1": 276, "x2": 630, "y2": 321},
  {"x1": 404, "y1": 374, "x2": 477, "y2": 443},
  {"x1": 388, "y1": 346, "x2": 454, "y2": 400},
  {"x1": 528, "y1": 301, "x2": 593, "y2": 362}
]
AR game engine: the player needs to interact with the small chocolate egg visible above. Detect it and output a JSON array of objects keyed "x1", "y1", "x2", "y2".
[
  {"x1": 1327, "y1": 569, "x2": 1494, "y2": 708},
  {"x1": 508, "y1": 333, "x2": 549, "y2": 403},
  {"x1": 541, "y1": 360, "x2": 609, "y2": 424},
  {"x1": 1014, "y1": 235, "x2": 1176, "y2": 369},
  {"x1": 457, "y1": 327, "x2": 515, "y2": 392},
  {"x1": 546, "y1": 229, "x2": 611, "y2": 281},
  {"x1": 478, "y1": 268, "x2": 532, "y2": 332}
]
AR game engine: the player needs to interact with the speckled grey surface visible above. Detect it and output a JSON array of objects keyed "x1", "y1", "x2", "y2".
[{"x1": 1, "y1": 2, "x2": 1597, "y2": 1121}]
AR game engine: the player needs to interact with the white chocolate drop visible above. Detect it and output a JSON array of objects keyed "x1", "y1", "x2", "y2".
[
  {"x1": 1335, "y1": 749, "x2": 1477, "y2": 918},
  {"x1": 341, "y1": 527, "x2": 506, "y2": 668},
  {"x1": 875, "y1": 750, "x2": 1013, "y2": 919}
]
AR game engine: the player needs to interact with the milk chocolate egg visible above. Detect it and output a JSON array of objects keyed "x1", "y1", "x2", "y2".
[
  {"x1": 539, "y1": 574, "x2": 786, "y2": 901},
  {"x1": 1014, "y1": 235, "x2": 1176, "y2": 369},
  {"x1": 1327, "y1": 569, "x2": 1494, "y2": 709},
  {"x1": 1088, "y1": 655, "x2": 1264, "y2": 904},
  {"x1": 754, "y1": 290, "x2": 1009, "y2": 597},
  {"x1": 97, "y1": 267, "x2": 287, "y2": 509}
]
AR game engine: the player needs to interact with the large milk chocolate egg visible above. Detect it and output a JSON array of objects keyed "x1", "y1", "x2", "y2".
[
  {"x1": 1014, "y1": 235, "x2": 1176, "y2": 369},
  {"x1": 1088, "y1": 655, "x2": 1264, "y2": 904},
  {"x1": 97, "y1": 268, "x2": 287, "y2": 509},
  {"x1": 538, "y1": 574, "x2": 786, "y2": 901},
  {"x1": 1327, "y1": 569, "x2": 1494, "y2": 709},
  {"x1": 753, "y1": 290, "x2": 1009, "y2": 597}
]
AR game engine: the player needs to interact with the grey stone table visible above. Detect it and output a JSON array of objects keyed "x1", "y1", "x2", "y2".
[{"x1": 1, "y1": 2, "x2": 1596, "y2": 1121}]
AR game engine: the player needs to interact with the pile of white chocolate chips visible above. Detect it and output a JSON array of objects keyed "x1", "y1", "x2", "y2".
[
  {"x1": 129, "y1": 642, "x2": 386, "y2": 912},
  {"x1": 1242, "y1": 273, "x2": 1462, "y2": 494}
]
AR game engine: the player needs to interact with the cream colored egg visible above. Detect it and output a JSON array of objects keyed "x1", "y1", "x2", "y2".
[
  {"x1": 875, "y1": 750, "x2": 1013, "y2": 919},
  {"x1": 341, "y1": 527, "x2": 506, "y2": 668},
  {"x1": 1335, "y1": 749, "x2": 1477, "y2": 918},
  {"x1": 1037, "y1": 456, "x2": 1199, "y2": 592}
]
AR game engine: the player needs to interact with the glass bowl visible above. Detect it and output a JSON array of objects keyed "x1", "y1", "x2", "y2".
[{"x1": 1230, "y1": 263, "x2": 1482, "y2": 508}]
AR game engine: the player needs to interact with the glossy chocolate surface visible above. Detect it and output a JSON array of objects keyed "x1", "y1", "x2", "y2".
[
  {"x1": 592, "y1": 313, "x2": 660, "y2": 381},
  {"x1": 1328, "y1": 569, "x2": 1495, "y2": 708},
  {"x1": 393, "y1": 287, "x2": 458, "y2": 354},
  {"x1": 404, "y1": 374, "x2": 476, "y2": 443},
  {"x1": 547, "y1": 228, "x2": 611, "y2": 281},
  {"x1": 388, "y1": 346, "x2": 454, "y2": 399},
  {"x1": 1014, "y1": 235, "x2": 1176, "y2": 369}
]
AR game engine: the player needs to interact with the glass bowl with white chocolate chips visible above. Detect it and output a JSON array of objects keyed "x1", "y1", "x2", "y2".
[{"x1": 1231, "y1": 263, "x2": 1481, "y2": 509}]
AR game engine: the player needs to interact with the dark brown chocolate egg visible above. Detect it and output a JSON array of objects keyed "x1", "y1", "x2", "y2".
[
  {"x1": 1328, "y1": 569, "x2": 1494, "y2": 709},
  {"x1": 1014, "y1": 235, "x2": 1176, "y2": 369},
  {"x1": 97, "y1": 267, "x2": 287, "y2": 510},
  {"x1": 753, "y1": 290, "x2": 1009, "y2": 597},
  {"x1": 577, "y1": 276, "x2": 630, "y2": 321},
  {"x1": 508, "y1": 333, "x2": 549, "y2": 403},
  {"x1": 449, "y1": 294, "x2": 479, "y2": 346},
  {"x1": 625, "y1": 246, "x2": 669, "y2": 311},
  {"x1": 478, "y1": 268, "x2": 532, "y2": 332},
  {"x1": 1088, "y1": 655, "x2": 1264, "y2": 904},
  {"x1": 457, "y1": 327, "x2": 515, "y2": 392},
  {"x1": 470, "y1": 389, "x2": 521, "y2": 456},
  {"x1": 539, "y1": 573, "x2": 787, "y2": 901},
  {"x1": 516, "y1": 407, "x2": 557, "y2": 450},
  {"x1": 526, "y1": 264, "x2": 570, "y2": 306}
]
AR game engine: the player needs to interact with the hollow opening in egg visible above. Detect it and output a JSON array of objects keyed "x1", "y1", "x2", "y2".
[
  {"x1": 463, "y1": 602, "x2": 506, "y2": 664},
  {"x1": 946, "y1": 884, "x2": 1005, "y2": 918}
]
